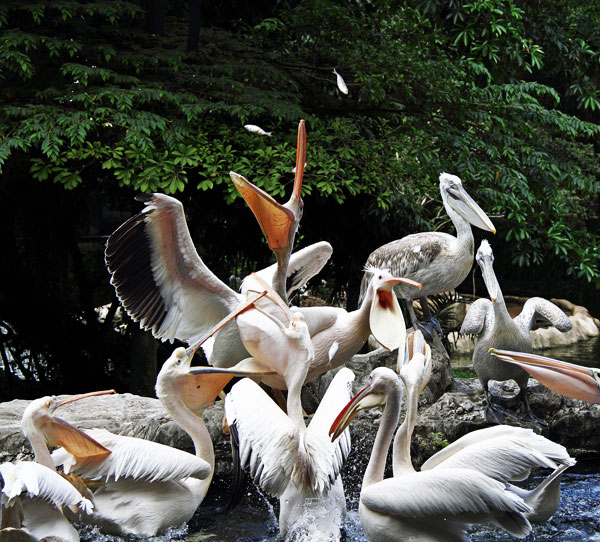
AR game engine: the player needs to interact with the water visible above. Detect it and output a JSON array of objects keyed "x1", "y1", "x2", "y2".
[{"x1": 73, "y1": 466, "x2": 599, "y2": 542}]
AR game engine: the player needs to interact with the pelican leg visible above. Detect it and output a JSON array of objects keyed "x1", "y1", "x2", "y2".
[
  {"x1": 483, "y1": 386, "x2": 518, "y2": 425},
  {"x1": 517, "y1": 388, "x2": 547, "y2": 427}
]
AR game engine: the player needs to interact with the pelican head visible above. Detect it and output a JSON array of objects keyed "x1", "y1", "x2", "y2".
[
  {"x1": 398, "y1": 330, "x2": 433, "y2": 396},
  {"x1": 439, "y1": 173, "x2": 496, "y2": 233},
  {"x1": 329, "y1": 367, "x2": 401, "y2": 441},
  {"x1": 476, "y1": 239, "x2": 498, "y2": 302},
  {"x1": 156, "y1": 347, "x2": 194, "y2": 401},
  {"x1": 490, "y1": 349, "x2": 600, "y2": 404},
  {"x1": 364, "y1": 266, "x2": 422, "y2": 352},
  {"x1": 229, "y1": 120, "x2": 306, "y2": 256}
]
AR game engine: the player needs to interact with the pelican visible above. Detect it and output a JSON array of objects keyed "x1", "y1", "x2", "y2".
[
  {"x1": 0, "y1": 460, "x2": 93, "y2": 542},
  {"x1": 23, "y1": 353, "x2": 273, "y2": 536},
  {"x1": 360, "y1": 173, "x2": 496, "y2": 337},
  {"x1": 225, "y1": 303, "x2": 354, "y2": 540},
  {"x1": 460, "y1": 240, "x2": 572, "y2": 423},
  {"x1": 490, "y1": 349, "x2": 600, "y2": 404},
  {"x1": 330, "y1": 365, "x2": 540, "y2": 541},
  {"x1": 396, "y1": 331, "x2": 574, "y2": 524}
]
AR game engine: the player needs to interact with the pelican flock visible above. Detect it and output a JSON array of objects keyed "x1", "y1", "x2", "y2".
[{"x1": 4, "y1": 118, "x2": 595, "y2": 541}]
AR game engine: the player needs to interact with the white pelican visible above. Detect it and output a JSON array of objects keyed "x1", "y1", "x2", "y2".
[
  {"x1": 330, "y1": 366, "x2": 537, "y2": 542},
  {"x1": 460, "y1": 240, "x2": 572, "y2": 423},
  {"x1": 360, "y1": 173, "x2": 496, "y2": 337},
  {"x1": 225, "y1": 305, "x2": 354, "y2": 540},
  {"x1": 396, "y1": 331, "x2": 575, "y2": 524},
  {"x1": 0, "y1": 460, "x2": 93, "y2": 542},
  {"x1": 22, "y1": 353, "x2": 272, "y2": 536},
  {"x1": 490, "y1": 348, "x2": 600, "y2": 404}
]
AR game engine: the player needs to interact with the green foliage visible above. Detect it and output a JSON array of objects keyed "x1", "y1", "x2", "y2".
[{"x1": 1, "y1": 0, "x2": 600, "y2": 394}]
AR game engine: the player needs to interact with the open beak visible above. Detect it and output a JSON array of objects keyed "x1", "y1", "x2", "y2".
[
  {"x1": 478, "y1": 252, "x2": 498, "y2": 302},
  {"x1": 447, "y1": 184, "x2": 496, "y2": 233},
  {"x1": 370, "y1": 277, "x2": 421, "y2": 351},
  {"x1": 185, "y1": 359, "x2": 277, "y2": 412},
  {"x1": 329, "y1": 382, "x2": 386, "y2": 441},
  {"x1": 490, "y1": 349, "x2": 600, "y2": 403},
  {"x1": 229, "y1": 120, "x2": 306, "y2": 255},
  {"x1": 44, "y1": 391, "x2": 115, "y2": 460}
]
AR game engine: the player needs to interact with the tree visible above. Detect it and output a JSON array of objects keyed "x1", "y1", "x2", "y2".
[{"x1": 1, "y1": 0, "x2": 599, "y2": 397}]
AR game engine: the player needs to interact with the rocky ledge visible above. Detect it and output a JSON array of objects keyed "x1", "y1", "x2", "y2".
[{"x1": 1, "y1": 343, "x2": 598, "y2": 483}]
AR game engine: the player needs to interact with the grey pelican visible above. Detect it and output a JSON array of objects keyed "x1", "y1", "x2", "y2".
[
  {"x1": 330, "y1": 365, "x2": 535, "y2": 542},
  {"x1": 0, "y1": 460, "x2": 92, "y2": 542},
  {"x1": 490, "y1": 349, "x2": 600, "y2": 403},
  {"x1": 23, "y1": 354, "x2": 272, "y2": 536},
  {"x1": 460, "y1": 240, "x2": 572, "y2": 423},
  {"x1": 360, "y1": 172, "x2": 496, "y2": 337},
  {"x1": 225, "y1": 305, "x2": 353, "y2": 540},
  {"x1": 396, "y1": 331, "x2": 574, "y2": 524}
]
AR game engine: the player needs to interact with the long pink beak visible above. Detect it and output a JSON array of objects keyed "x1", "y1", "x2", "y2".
[{"x1": 490, "y1": 349, "x2": 600, "y2": 404}]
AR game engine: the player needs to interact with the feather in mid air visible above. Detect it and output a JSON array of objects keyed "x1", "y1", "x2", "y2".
[
  {"x1": 243, "y1": 124, "x2": 272, "y2": 136},
  {"x1": 332, "y1": 68, "x2": 348, "y2": 94}
]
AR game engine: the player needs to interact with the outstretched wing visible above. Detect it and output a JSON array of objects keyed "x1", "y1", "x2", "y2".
[
  {"x1": 242, "y1": 241, "x2": 333, "y2": 300},
  {"x1": 105, "y1": 193, "x2": 241, "y2": 345},
  {"x1": 421, "y1": 425, "x2": 574, "y2": 482},
  {"x1": 51, "y1": 428, "x2": 211, "y2": 483},
  {"x1": 225, "y1": 378, "x2": 299, "y2": 497},
  {"x1": 460, "y1": 298, "x2": 493, "y2": 336},
  {"x1": 514, "y1": 297, "x2": 572, "y2": 335},
  {"x1": 305, "y1": 368, "x2": 354, "y2": 492},
  {"x1": 0, "y1": 461, "x2": 92, "y2": 513}
]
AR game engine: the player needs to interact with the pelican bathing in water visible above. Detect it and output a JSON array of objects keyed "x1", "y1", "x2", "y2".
[
  {"x1": 361, "y1": 173, "x2": 496, "y2": 339},
  {"x1": 225, "y1": 299, "x2": 354, "y2": 540},
  {"x1": 330, "y1": 331, "x2": 574, "y2": 541},
  {"x1": 460, "y1": 240, "x2": 572, "y2": 423}
]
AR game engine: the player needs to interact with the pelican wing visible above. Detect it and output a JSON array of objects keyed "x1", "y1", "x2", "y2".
[
  {"x1": 51, "y1": 428, "x2": 211, "y2": 483},
  {"x1": 225, "y1": 378, "x2": 299, "y2": 497},
  {"x1": 296, "y1": 305, "x2": 341, "y2": 337},
  {"x1": 362, "y1": 469, "x2": 531, "y2": 527},
  {"x1": 241, "y1": 241, "x2": 333, "y2": 300},
  {"x1": 105, "y1": 193, "x2": 241, "y2": 345},
  {"x1": 514, "y1": 297, "x2": 572, "y2": 335},
  {"x1": 460, "y1": 298, "x2": 493, "y2": 336},
  {"x1": 421, "y1": 426, "x2": 573, "y2": 482},
  {"x1": 0, "y1": 461, "x2": 93, "y2": 513},
  {"x1": 305, "y1": 368, "x2": 354, "y2": 492},
  {"x1": 360, "y1": 233, "x2": 448, "y2": 300}
]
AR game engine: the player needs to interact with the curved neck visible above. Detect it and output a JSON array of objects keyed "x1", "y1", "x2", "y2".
[
  {"x1": 162, "y1": 390, "x2": 214, "y2": 471},
  {"x1": 27, "y1": 430, "x2": 55, "y2": 470},
  {"x1": 392, "y1": 383, "x2": 418, "y2": 476},
  {"x1": 490, "y1": 270, "x2": 513, "y2": 327},
  {"x1": 443, "y1": 195, "x2": 474, "y2": 251},
  {"x1": 363, "y1": 385, "x2": 401, "y2": 488}
]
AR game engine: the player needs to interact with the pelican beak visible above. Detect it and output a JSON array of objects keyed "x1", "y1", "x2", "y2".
[
  {"x1": 185, "y1": 359, "x2": 277, "y2": 412},
  {"x1": 185, "y1": 290, "x2": 269, "y2": 358},
  {"x1": 447, "y1": 184, "x2": 496, "y2": 233},
  {"x1": 478, "y1": 252, "x2": 498, "y2": 302},
  {"x1": 398, "y1": 330, "x2": 432, "y2": 393},
  {"x1": 370, "y1": 277, "x2": 421, "y2": 352},
  {"x1": 490, "y1": 349, "x2": 600, "y2": 404},
  {"x1": 51, "y1": 389, "x2": 116, "y2": 412},
  {"x1": 229, "y1": 120, "x2": 306, "y2": 255},
  {"x1": 329, "y1": 382, "x2": 385, "y2": 441}
]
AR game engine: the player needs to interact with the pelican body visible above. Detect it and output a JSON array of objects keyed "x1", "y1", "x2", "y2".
[
  {"x1": 225, "y1": 309, "x2": 353, "y2": 540},
  {"x1": 461, "y1": 240, "x2": 572, "y2": 422},
  {"x1": 361, "y1": 173, "x2": 495, "y2": 332},
  {"x1": 330, "y1": 366, "x2": 534, "y2": 542}
]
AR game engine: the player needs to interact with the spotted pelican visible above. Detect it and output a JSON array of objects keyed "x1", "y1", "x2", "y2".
[
  {"x1": 361, "y1": 173, "x2": 496, "y2": 338},
  {"x1": 460, "y1": 240, "x2": 572, "y2": 423}
]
